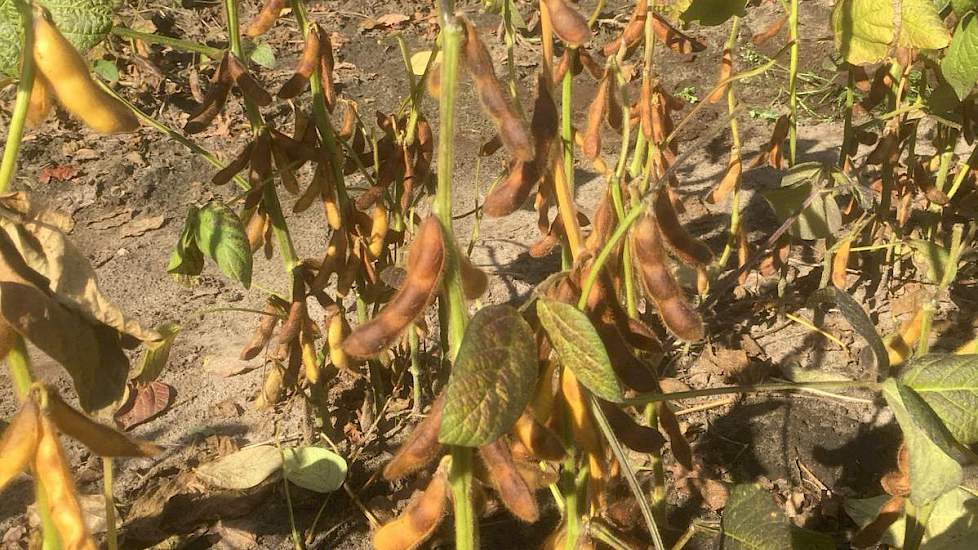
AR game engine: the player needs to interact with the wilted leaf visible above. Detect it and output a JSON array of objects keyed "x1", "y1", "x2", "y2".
[
  {"x1": 114, "y1": 381, "x2": 175, "y2": 430},
  {"x1": 196, "y1": 445, "x2": 283, "y2": 490},
  {"x1": 167, "y1": 209, "x2": 204, "y2": 279},
  {"x1": 282, "y1": 446, "x2": 347, "y2": 493},
  {"x1": 439, "y1": 305, "x2": 538, "y2": 446},
  {"x1": 132, "y1": 323, "x2": 181, "y2": 384},
  {"x1": 536, "y1": 298, "x2": 624, "y2": 403},
  {"x1": 808, "y1": 287, "x2": 889, "y2": 378},
  {"x1": 38, "y1": 165, "x2": 80, "y2": 184},
  {"x1": 46, "y1": 389, "x2": 161, "y2": 456},
  {"x1": 761, "y1": 183, "x2": 841, "y2": 241},
  {"x1": 882, "y1": 379, "x2": 964, "y2": 505},
  {"x1": 195, "y1": 203, "x2": 253, "y2": 288},
  {"x1": 900, "y1": 354, "x2": 978, "y2": 444}
]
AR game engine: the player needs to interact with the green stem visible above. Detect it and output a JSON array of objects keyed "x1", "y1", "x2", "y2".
[
  {"x1": 0, "y1": 0, "x2": 36, "y2": 194},
  {"x1": 903, "y1": 500, "x2": 934, "y2": 550},
  {"x1": 787, "y1": 0, "x2": 798, "y2": 166},
  {"x1": 7, "y1": 335, "x2": 32, "y2": 400},
  {"x1": 111, "y1": 27, "x2": 224, "y2": 58},
  {"x1": 560, "y1": 63, "x2": 575, "y2": 269},
  {"x1": 839, "y1": 66, "x2": 855, "y2": 168},
  {"x1": 223, "y1": 0, "x2": 263, "y2": 131},
  {"x1": 102, "y1": 458, "x2": 118, "y2": 550},
  {"x1": 623, "y1": 379, "x2": 879, "y2": 406}
]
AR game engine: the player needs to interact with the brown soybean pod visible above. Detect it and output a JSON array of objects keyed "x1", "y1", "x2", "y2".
[
  {"x1": 631, "y1": 212, "x2": 704, "y2": 341},
  {"x1": 752, "y1": 15, "x2": 787, "y2": 46},
  {"x1": 343, "y1": 217, "x2": 445, "y2": 358},
  {"x1": 278, "y1": 26, "x2": 321, "y2": 99},
  {"x1": 226, "y1": 55, "x2": 273, "y2": 107},
  {"x1": 461, "y1": 19, "x2": 534, "y2": 163},
  {"x1": 511, "y1": 411, "x2": 566, "y2": 461},
  {"x1": 240, "y1": 302, "x2": 281, "y2": 360},
  {"x1": 382, "y1": 394, "x2": 446, "y2": 480},
  {"x1": 0, "y1": 399, "x2": 40, "y2": 492},
  {"x1": 543, "y1": 0, "x2": 592, "y2": 47},
  {"x1": 602, "y1": 0, "x2": 648, "y2": 56},
  {"x1": 319, "y1": 28, "x2": 336, "y2": 112},
  {"x1": 327, "y1": 309, "x2": 352, "y2": 371},
  {"x1": 832, "y1": 238, "x2": 851, "y2": 289},
  {"x1": 651, "y1": 13, "x2": 705, "y2": 54},
  {"x1": 372, "y1": 467, "x2": 450, "y2": 550},
  {"x1": 705, "y1": 155, "x2": 741, "y2": 204},
  {"x1": 657, "y1": 402, "x2": 692, "y2": 470},
  {"x1": 457, "y1": 252, "x2": 488, "y2": 300},
  {"x1": 212, "y1": 142, "x2": 253, "y2": 186},
  {"x1": 478, "y1": 439, "x2": 540, "y2": 522},
  {"x1": 27, "y1": 73, "x2": 56, "y2": 126},
  {"x1": 244, "y1": 0, "x2": 285, "y2": 37},
  {"x1": 706, "y1": 48, "x2": 733, "y2": 104},
  {"x1": 639, "y1": 77, "x2": 653, "y2": 140},
  {"x1": 34, "y1": 415, "x2": 96, "y2": 550},
  {"x1": 560, "y1": 370, "x2": 605, "y2": 481},
  {"x1": 654, "y1": 187, "x2": 714, "y2": 266},
  {"x1": 582, "y1": 71, "x2": 611, "y2": 160},
  {"x1": 46, "y1": 390, "x2": 161, "y2": 457},
  {"x1": 599, "y1": 401, "x2": 665, "y2": 454}
]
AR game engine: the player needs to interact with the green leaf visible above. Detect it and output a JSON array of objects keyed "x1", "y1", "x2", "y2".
[
  {"x1": 942, "y1": 13, "x2": 978, "y2": 101},
  {"x1": 844, "y1": 495, "x2": 906, "y2": 548},
  {"x1": 761, "y1": 183, "x2": 842, "y2": 241},
  {"x1": 0, "y1": 0, "x2": 117, "y2": 77},
  {"x1": 247, "y1": 41, "x2": 277, "y2": 69},
  {"x1": 92, "y1": 59, "x2": 119, "y2": 83},
  {"x1": 196, "y1": 445, "x2": 282, "y2": 490},
  {"x1": 901, "y1": 354, "x2": 978, "y2": 444},
  {"x1": 832, "y1": 0, "x2": 950, "y2": 65},
  {"x1": 808, "y1": 287, "x2": 889, "y2": 377},
  {"x1": 536, "y1": 298, "x2": 624, "y2": 403},
  {"x1": 195, "y1": 203, "x2": 253, "y2": 288},
  {"x1": 681, "y1": 0, "x2": 747, "y2": 26},
  {"x1": 845, "y1": 486, "x2": 978, "y2": 548},
  {"x1": 438, "y1": 305, "x2": 538, "y2": 446},
  {"x1": 721, "y1": 484, "x2": 793, "y2": 549},
  {"x1": 167, "y1": 208, "x2": 204, "y2": 278},
  {"x1": 882, "y1": 379, "x2": 963, "y2": 506},
  {"x1": 282, "y1": 446, "x2": 347, "y2": 493},
  {"x1": 132, "y1": 323, "x2": 181, "y2": 384},
  {"x1": 952, "y1": 0, "x2": 978, "y2": 15}
]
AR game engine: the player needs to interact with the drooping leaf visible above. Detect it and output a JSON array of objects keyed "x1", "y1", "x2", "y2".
[
  {"x1": 681, "y1": 0, "x2": 746, "y2": 25},
  {"x1": 536, "y1": 298, "x2": 624, "y2": 403},
  {"x1": 900, "y1": 354, "x2": 978, "y2": 444},
  {"x1": 0, "y1": 0, "x2": 117, "y2": 77},
  {"x1": 832, "y1": 0, "x2": 950, "y2": 65},
  {"x1": 282, "y1": 446, "x2": 347, "y2": 493},
  {"x1": 438, "y1": 305, "x2": 538, "y2": 446},
  {"x1": 167, "y1": 207, "x2": 204, "y2": 278},
  {"x1": 721, "y1": 484, "x2": 791, "y2": 549},
  {"x1": 0, "y1": 231, "x2": 127, "y2": 413},
  {"x1": 808, "y1": 287, "x2": 889, "y2": 379},
  {"x1": 114, "y1": 381, "x2": 175, "y2": 430},
  {"x1": 761, "y1": 183, "x2": 841, "y2": 241},
  {"x1": 132, "y1": 323, "x2": 181, "y2": 384},
  {"x1": 882, "y1": 379, "x2": 963, "y2": 505},
  {"x1": 952, "y1": 0, "x2": 978, "y2": 15},
  {"x1": 196, "y1": 445, "x2": 283, "y2": 490},
  {"x1": 941, "y1": 14, "x2": 978, "y2": 101},
  {"x1": 0, "y1": 207, "x2": 159, "y2": 342},
  {"x1": 194, "y1": 203, "x2": 253, "y2": 288}
]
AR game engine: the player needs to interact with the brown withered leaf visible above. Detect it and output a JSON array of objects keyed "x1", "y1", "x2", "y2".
[
  {"x1": 114, "y1": 381, "x2": 175, "y2": 430},
  {"x1": 120, "y1": 214, "x2": 168, "y2": 239},
  {"x1": 38, "y1": 164, "x2": 80, "y2": 184}
]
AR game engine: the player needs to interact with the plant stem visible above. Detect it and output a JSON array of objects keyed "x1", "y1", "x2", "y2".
[
  {"x1": 7, "y1": 335, "x2": 32, "y2": 400},
  {"x1": 223, "y1": 0, "x2": 263, "y2": 131},
  {"x1": 556, "y1": 64, "x2": 584, "y2": 262},
  {"x1": 102, "y1": 458, "x2": 117, "y2": 550},
  {"x1": 839, "y1": 66, "x2": 855, "y2": 169},
  {"x1": 716, "y1": 17, "x2": 743, "y2": 269},
  {"x1": 624, "y1": 379, "x2": 879, "y2": 406},
  {"x1": 111, "y1": 27, "x2": 224, "y2": 58},
  {"x1": 0, "y1": 0, "x2": 36, "y2": 194},
  {"x1": 787, "y1": 0, "x2": 798, "y2": 166},
  {"x1": 903, "y1": 500, "x2": 934, "y2": 550}
]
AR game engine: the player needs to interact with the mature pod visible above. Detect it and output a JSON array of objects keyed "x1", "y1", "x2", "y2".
[
  {"x1": 239, "y1": 302, "x2": 281, "y2": 360},
  {"x1": 278, "y1": 26, "x2": 321, "y2": 99},
  {"x1": 368, "y1": 204, "x2": 389, "y2": 258},
  {"x1": 602, "y1": 0, "x2": 648, "y2": 56},
  {"x1": 300, "y1": 320, "x2": 321, "y2": 384},
  {"x1": 0, "y1": 399, "x2": 40, "y2": 492},
  {"x1": 651, "y1": 13, "x2": 705, "y2": 54},
  {"x1": 458, "y1": 253, "x2": 489, "y2": 300},
  {"x1": 383, "y1": 394, "x2": 446, "y2": 480},
  {"x1": 326, "y1": 309, "x2": 352, "y2": 371},
  {"x1": 752, "y1": 15, "x2": 787, "y2": 46},
  {"x1": 34, "y1": 415, "x2": 96, "y2": 550},
  {"x1": 639, "y1": 77, "x2": 653, "y2": 140},
  {"x1": 706, "y1": 48, "x2": 733, "y2": 103},
  {"x1": 245, "y1": 0, "x2": 285, "y2": 37},
  {"x1": 832, "y1": 238, "x2": 851, "y2": 290},
  {"x1": 461, "y1": 18, "x2": 534, "y2": 162},
  {"x1": 277, "y1": 298, "x2": 308, "y2": 348},
  {"x1": 212, "y1": 141, "x2": 253, "y2": 186},
  {"x1": 657, "y1": 402, "x2": 693, "y2": 470},
  {"x1": 478, "y1": 439, "x2": 539, "y2": 522},
  {"x1": 483, "y1": 75, "x2": 557, "y2": 217},
  {"x1": 511, "y1": 411, "x2": 565, "y2": 461},
  {"x1": 32, "y1": 13, "x2": 138, "y2": 134},
  {"x1": 255, "y1": 361, "x2": 285, "y2": 410},
  {"x1": 27, "y1": 73, "x2": 56, "y2": 126},
  {"x1": 226, "y1": 55, "x2": 273, "y2": 107},
  {"x1": 584, "y1": 188, "x2": 617, "y2": 254},
  {"x1": 706, "y1": 155, "x2": 741, "y2": 204},
  {"x1": 654, "y1": 187, "x2": 714, "y2": 266},
  {"x1": 630, "y1": 212, "x2": 704, "y2": 341},
  {"x1": 582, "y1": 71, "x2": 611, "y2": 160},
  {"x1": 319, "y1": 28, "x2": 336, "y2": 111},
  {"x1": 544, "y1": 0, "x2": 591, "y2": 47},
  {"x1": 343, "y1": 218, "x2": 445, "y2": 358},
  {"x1": 753, "y1": 114, "x2": 789, "y2": 169},
  {"x1": 886, "y1": 308, "x2": 926, "y2": 366},
  {"x1": 245, "y1": 209, "x2": 269, "y2": 252},
  {"x1": 560, "y1": 370, "x2": 606, "y2": 484},
  {"x1": 372, "y1": 465, "x2": 450, "y2": 550},
  {"x1": 600, "y1": 402, "x2": 666, "y2": 454},
  {"x1": 46, "y1": 390, "x2": 161, "y2": 457}
]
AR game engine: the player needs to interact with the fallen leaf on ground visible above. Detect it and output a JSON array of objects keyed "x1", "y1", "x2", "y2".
[
  {"x1": 89, "y1": 209, "x2": 133, "y2": 230},
  {"x1": 361, "y1": 13, "x2": 410, "y2": 31},
  {"x1": 196, "y1": 445, "x2": 283, "y2": 490},
  {"x1": 115, "y1": 381, "x2": 175, "y2": 430},
  {"x1": 38, "y1": 165, "x2": 80, "y2": 184},
  {"x1": 121, "y1": 214, "x2": 167, "y2": 238}
]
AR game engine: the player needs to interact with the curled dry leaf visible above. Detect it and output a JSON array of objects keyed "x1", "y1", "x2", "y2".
[
  {"x1": 114, "y1": 381, "x2": 175, "y2": 431},
  {"x1": 46, "y1": 389, "x2": 161, "y2": 456}
]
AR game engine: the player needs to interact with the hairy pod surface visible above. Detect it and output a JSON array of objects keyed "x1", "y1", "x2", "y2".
[
  {"x1": 654, "y1": 187, "x2": 714, "y2": 266},
  {"x1": 382, "y1": 393, "x2": 446, "y2": 480},
  {"x1": 372, "y1": 467, "x2": 450, "y2": 550},
  {"x1": 0, "y1": 399, "x2": 40, "y2": 492},
  {"x1": 27, "y1": 73, "x2": 56, "y2": 126},
  {"x1": 35, "y1": 415, "x2": 96, "y2": 550},
  {"x1": 278, "y1": 27, "x2": 321, "y2": 99},
  {"x1": 245, "y1": 0, "x2": 285, "y2": 37},
  {"x1": 706, "y1": 155, "x2": 741, "y2": 204},
  {"x1": 343, "y1": 217, "x2": 445, "y2": 358},
  {"x1": 582, "y1": 71, "x2": 611, "y2": 160},
  {"x1": 327, "y1": 309, "x2": 352, "y2": 371},
  {"x1": 33, "y1": 15, "x2": 139, "y2": 134},
  {"x1": 239, "y1": 302, "x2": 280, "y2": 360},
  {"x1": 478, "y1": 439, "x2": 539, "y2": 522},
  {"x1": 651, "y1": 13, "x2": 705, "y2": 54},
  {"x1": 602, "y1": 0, "x2": 647, "y2": 56},
  {"x1": 631, "y1": 212, "x2": 704, "y2": 341},
  {"x1": 458, "y1": 252, "x2": 489, "y2": 300},
  {"x1": 544, "y1": 0, "x2": 592, "y2": 47},
  {"x1": 46, "y1": 390, "x2": 161, "y2": 457},
  {"x1": 226, "y1": 55, "x2": 272, "y2": 107},
  {"x1": 600, "y1": 402, "x2": 666, "y2": 454},
  {"x1": 368, "y1": 204, "x2": 389, "y2": 258},
  {"x1": 461, "y1": 18, "x2": 534, "y2": 162},
  {"x1": 511, "y1": 411, "x2": 565, "y2": 461}
]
